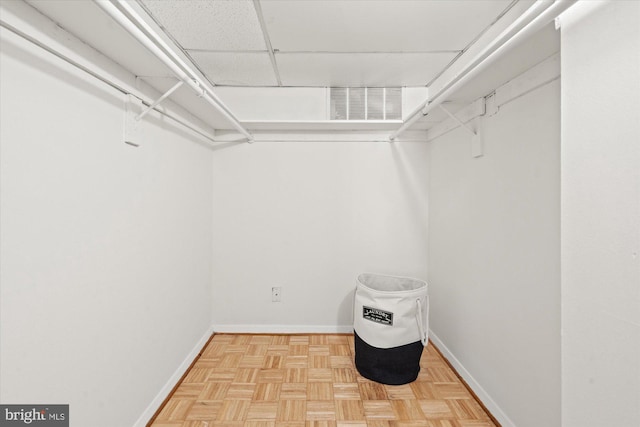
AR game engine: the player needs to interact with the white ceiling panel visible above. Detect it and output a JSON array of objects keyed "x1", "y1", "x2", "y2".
[
  {"x1": 189, "y1": 51, "x2": 277, "y2": 86},
  {"x1": 141, "y1": 0, "x2": 266, "y2": 50},
  {"x1": 277, "y1": 52, "x2": 457, "y2": 87},
  {"x1": 261, "y1": 0, "x2": 514, "y2": 52}
]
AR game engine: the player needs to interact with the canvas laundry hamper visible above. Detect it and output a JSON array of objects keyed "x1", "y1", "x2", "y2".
[{"x1": 353, "y1": 273, "x2": 429, "y2": 385}]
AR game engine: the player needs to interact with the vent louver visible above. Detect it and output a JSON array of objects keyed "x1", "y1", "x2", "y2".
[{"x1": 330, "y1": 87, "x2": 402, "y2": 121}]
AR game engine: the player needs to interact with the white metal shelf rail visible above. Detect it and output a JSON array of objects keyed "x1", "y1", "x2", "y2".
[
  {"x1": 389, "y1": 0, "x2": 577, "y2": 141},
  {"x1": 95, "y1": 0, "x2": 254, "y2": 143},
  {"x1": 0, "y1": 16, "x2": 217, "y2": 145}
]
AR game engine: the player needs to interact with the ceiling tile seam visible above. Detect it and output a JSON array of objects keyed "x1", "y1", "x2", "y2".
[
  {"x1": 136, "y1": 75, "x2": 183, "y2": 80},
  {"x1": 210, "y1": 84, "x2": 412, "y2": 89},
  {"x1": 135, "y1": 0, "x2": 222, "y2": 87},
  {"x1": 424, "y1": 0, "x2": 521, "y2": 88},
  {"x1": 252, "y1": 0, "x2": 282, "y2": 86},
  {"x1": 274, "y1": 50, "x2": 462, "y2": 55},
  {"x1": 183, "y1": 50, "x2": 462, "y2": 55},
  {"x1": 185, "y1": 49, "x2": 270, "y2": 54}
]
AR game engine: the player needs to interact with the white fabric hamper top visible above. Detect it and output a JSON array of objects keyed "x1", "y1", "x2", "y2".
[
  {"x1": 354, "y1": 273, "x2": 429, "y2": 349},
  {"x1": 357, "y1": 273, "x2": 426, "y2": 293}
]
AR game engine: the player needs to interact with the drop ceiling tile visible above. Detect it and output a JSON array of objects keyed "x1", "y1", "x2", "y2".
[
  {"x1": 189, "y1": 51, "x2": 277, "y2": 86},
  {"x1": 141, "y1": 0, "x2": 266, "y2": 50},
  {"x1": 277, "y1": 52, "x2": 457, "y2": 87},
  {"x1": 261, "y1": 0, "x2": 514, "y2": 52}
]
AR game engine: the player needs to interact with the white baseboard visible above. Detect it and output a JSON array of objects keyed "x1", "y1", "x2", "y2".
[
  {"x1": 133, "y1": 325, "x2": 215, "y2": 427},
  {"x1": 428, "y1": 330, "x2": 516, "y2": 427},
  {"x1": 212, "y1": 324, "x2": 354, "y2": 334}
]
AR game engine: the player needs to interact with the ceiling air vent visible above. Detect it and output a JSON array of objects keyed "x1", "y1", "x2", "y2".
[{"x1": 330, "y1": 87, "x2": 402, "y2": 121}]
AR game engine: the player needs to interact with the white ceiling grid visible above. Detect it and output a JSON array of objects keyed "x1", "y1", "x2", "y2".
[
  {"x1": 140, "y1": 0, "x2": 518, "y2": 88},
  {"x1": 21, "y1": 0, "x2": 560, "y2": 132}
]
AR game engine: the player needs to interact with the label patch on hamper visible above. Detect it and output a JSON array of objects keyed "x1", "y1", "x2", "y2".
[{"x1": 363, "y1": 306, "x2": 393, "y2": 326}]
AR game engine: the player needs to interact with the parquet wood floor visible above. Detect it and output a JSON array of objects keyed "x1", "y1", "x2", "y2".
[{"x1": 149, "y1": 334, "x2": 498, "y2": 427}]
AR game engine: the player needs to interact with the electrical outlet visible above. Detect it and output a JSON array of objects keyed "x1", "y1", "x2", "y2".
[{"x1": 271, "y1": 287, "x2": 282, "y2": 302}]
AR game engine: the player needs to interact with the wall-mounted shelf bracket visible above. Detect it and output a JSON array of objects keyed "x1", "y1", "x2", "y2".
[
  {"x1": 136, "y1": 80, "x2": 183, "y2": 121},
  {"x1": 438, "y1": 104, "x2": 477, "y2": 136},
  {"x1": 96, "y1": 0, "x2": 253, "y2": 142},
  {"x1": 471, "y1": 117, "x2": 483, "y2": 158},
  {"x1": 125, "y1": 94, "x2": 144, "y2": 147},
  {"x1": 438, "y1": 104, "x2": 484, "y2": 158},
  {"x1": 485, "y1": 92, "x2": 499, "y2": 117},
  {"x1": 193, "y1": 79, "x2": 206, "y2": 98}
]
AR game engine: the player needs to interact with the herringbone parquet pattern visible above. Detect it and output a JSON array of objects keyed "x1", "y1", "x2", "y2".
[{"x1": 150, "y1": 334, "x2": 497, "y2": 427}]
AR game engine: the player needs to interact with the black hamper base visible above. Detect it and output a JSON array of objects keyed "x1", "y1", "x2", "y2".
[{"x1": 354, "y1": 331, "x2": 424, "y2": 385}]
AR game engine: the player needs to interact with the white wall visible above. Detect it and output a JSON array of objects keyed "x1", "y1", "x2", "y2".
[
  {"x1": 0, "y1": 27, "x2": 213, "y2": 427},
  {"x1": 560, "y1": 1, "x2": 640, "y2": 426},
  {"x1": 428, "y1": 80, "x2": 561, "y2": 426},
  {"x1": 211, "y1": 138, "x2": 428, "y2": 332}
]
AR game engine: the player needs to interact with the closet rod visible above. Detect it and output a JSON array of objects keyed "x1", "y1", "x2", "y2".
[
  {"x1": 0, "y1": 19, "x2": 218, "y2": 145},
  {"x1": 95, "y1": 0, "x2": 254, "y2": 142},
  {"x1": 389, "y1": 0, "x2": 576, "y2": 141}
]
